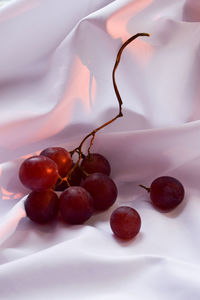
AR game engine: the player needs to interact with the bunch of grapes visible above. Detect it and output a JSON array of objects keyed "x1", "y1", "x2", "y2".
[
  {"x1": 19, "y1": 147, "x2": 144, "y2": 240},
  {"x1": 20, "y1": 149, "x2": 118, "y2": 224},
  {"x1": 19, "y1": 147, "x2": 184, "y2": 240},
  {"x1": 18, "y1": 33, "x2": 185, "y2": 241}
]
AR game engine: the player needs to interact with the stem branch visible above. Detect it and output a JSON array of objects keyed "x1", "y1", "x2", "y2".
[
  {"x1": 139, "y1": 184, "x2": 150, "y2": 193},
  {"x1": 69, "y1": 33, "x2": 150, "y2": 176}
]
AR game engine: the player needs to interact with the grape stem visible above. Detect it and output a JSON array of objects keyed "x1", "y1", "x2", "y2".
[
  {"x1": 68, "y1": 33, "x2": 150, "y2": 178},
  {"x1": 139, "y1": 184, "x2": 150, "y2": 193}
]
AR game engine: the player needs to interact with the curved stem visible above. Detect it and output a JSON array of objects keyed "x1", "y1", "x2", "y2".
[
  {"x1": 69, "y1": 33, "x2": 150, "y2": 176},
  {"x1": 112, "y1": 33, "x2": 150, "y2": 114}
]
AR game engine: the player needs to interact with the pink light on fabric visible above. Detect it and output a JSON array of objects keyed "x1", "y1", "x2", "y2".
[
  {"x1": 61, "y1": 55, "x2": 97, "y2": 115},
  {"x1": 106, "y1": 0, "x2": 153, "y2": 40},
  {"x1": 0, "y1": 196, "x2": 26, "y2": 245}
]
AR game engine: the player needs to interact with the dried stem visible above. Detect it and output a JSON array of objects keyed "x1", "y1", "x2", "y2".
[
  {"x1": 68, "y1": 33, "x2": 150, "y2": 178},
  {"x1": 139, "y1": 184, "x2": 150, "y2": 193}
]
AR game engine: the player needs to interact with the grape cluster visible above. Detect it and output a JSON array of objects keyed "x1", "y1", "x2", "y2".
[
  {"x1": 19, "y1": 146, "x2": 185, "y2": 241},
  {"x1": 17, "y1": 33, "x2": 185, "y2": 241},
  {"x1": 19, "y1": 148, "x2": 119, "y2": 225}
]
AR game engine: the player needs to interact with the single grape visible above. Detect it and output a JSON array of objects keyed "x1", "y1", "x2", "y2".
[
  {"x1": 81, "y1": 173, "x2": 117, "y2": 211},
  {"x1": 40, "y1": 147, "x2": 72, "y2": 178},
  {"x1": 59, "y1": 186, "x2": 94, "y2": 224},
  {"x1": 19, "y1": 156, "x2": 59, "y2": 191},
  {"x1": 110, "y1": 206, "x2": 141, "y2": 240},
  {"x1": 25, "y1": 190, "x2": 59, "y2": 224},
  {"x1": 150, "y1": 176, "x2": 185, "y2": 211},
  {"x1": 81, "y1": 153, "x2": 111, "y2": 176}
]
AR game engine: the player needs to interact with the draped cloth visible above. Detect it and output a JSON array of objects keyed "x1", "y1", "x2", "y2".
[{"x1": 0, "y1": 0, "x2": 200, "y2": 299}]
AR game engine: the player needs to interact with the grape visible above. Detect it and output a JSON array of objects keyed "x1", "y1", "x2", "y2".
[
  {"x1": 68, "y1": 164, "x2": 83, "y2": 186},
  {"x1": 19, "y1": 156, "x2": 59, "y2": 191},
  {"x1": 59, "y1": 186, "x2": 94, "y2": 224},
  {"x1": 81, "y1": 173, "x2": 117, "y2": 211},
  {"x1": 40, "y1": 147, "x2": 72, "y2": 178},
  {"x1": 81, "y1": 153, "x2": 111, "y2": 176},
  {"x1": 110, "y1": 206, "x2": 141, "y2": 240},
  {"x1": 55, "y1": 164, "x2": 83, "y2": 191},
  {"x1": 150, "y1": 176, "x2": 184, "y2": 210},
  {"x1": 25, "y1": 190, "x2": 59, "y2": 224}
]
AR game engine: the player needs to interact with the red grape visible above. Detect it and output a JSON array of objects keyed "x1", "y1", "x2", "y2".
[
  {"x1": 19, "y1": 156, "x2": 59, "y2": 191},
  {"x1": 68, "y1": 164, "x2": 83, "y2": 186},
  {"x1": 25, "y1": 190, "x2": 59, "y2": 224},
  {"x1": 40, "y1": 147, "x2": 72, "y2": 178},
  {"x1": 81, "y1": 173, "x2": 117, "y2": 211},
  {"x1": 59, "y1": 186, "x2": 94, "y2": 224},
  {"x1": 150, "y1": 176, "x2": 184, "y2": 211},
  {"x1": 55, "y1": 164, "x2": 83, "y2": 191},
  {"x1": 110, "y1": 206, "x2": 141, "y2": 240},
  {"x1": 81, "y1": 153, "x2": 111, "y2": 176}
]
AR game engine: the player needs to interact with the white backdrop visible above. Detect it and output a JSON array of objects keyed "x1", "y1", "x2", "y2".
[{"x1": 1, "y1": 0, "x2": 200, "y2": 299}]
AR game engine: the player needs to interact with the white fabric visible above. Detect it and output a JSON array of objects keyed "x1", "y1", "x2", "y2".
[{"x1": 1, "y1": 0, "x2": 200, "y2": 298}]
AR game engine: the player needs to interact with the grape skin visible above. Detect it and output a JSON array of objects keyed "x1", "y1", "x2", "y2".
[
  {"x1": 19, "y1": 156, "x2": 59, "y2": 191},
  {"x1": 150, "y1": 176, "x2": 185, "y2": 211},
  {"x1": 55, "y1": 164, "x2": 83, "y2": 191},
  {"x1": 40, "y1": 147, "x2": 72, "y2": 178},
  {"x1": 81, "y1": 153, "x2": 111, "y2": 176},
  {"x1": 25, "y1": 190, "x2": 59, "y2": 224},
  {"x1": 110, "y1": 206, "x2": 141, "y2": 240},
  {"x1": 81, "y1": 173, "x2": 117, "y2": 211},
  {"x1": 68, "y1": 164, "x2": 83, "y2": 186},
  {"x1": 59, "y1": 186, "x2": 94, "y2": 224}
]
